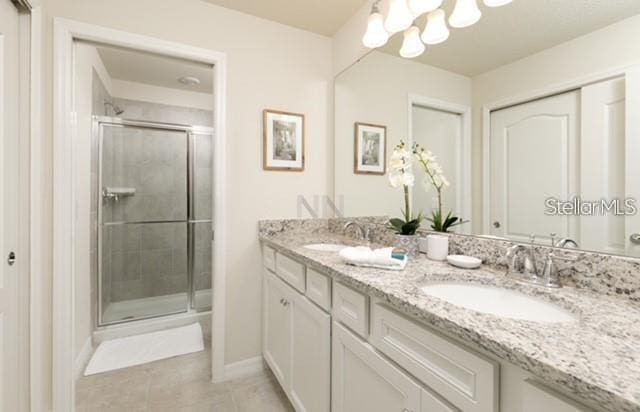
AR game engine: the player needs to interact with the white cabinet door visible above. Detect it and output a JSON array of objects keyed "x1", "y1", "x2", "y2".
[
  {"x1": 332, "y1": 321, "x2": 422, "y2": 412},
  {"x1": 489, "y1": 91, "x2": 579, "y2": 243},
  {"x1": 263, "y1": 270, "x2": 292, "y2": 389},
  {"x1": 290, "y1": 290, "x2": 331, "y2": 412}
]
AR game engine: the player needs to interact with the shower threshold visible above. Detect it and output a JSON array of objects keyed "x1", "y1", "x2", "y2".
[{"x1": 102, "y1": 289, "x2": 212, "y2": 324}]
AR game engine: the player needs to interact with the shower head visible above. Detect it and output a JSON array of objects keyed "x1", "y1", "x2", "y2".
[{"x1": 104, "y1": 100, "x2": 124, "y2": 116}]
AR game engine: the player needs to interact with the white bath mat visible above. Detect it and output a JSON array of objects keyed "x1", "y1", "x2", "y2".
[{"x1": 84, "y1": 322, "x2": 204, "y2": 375}]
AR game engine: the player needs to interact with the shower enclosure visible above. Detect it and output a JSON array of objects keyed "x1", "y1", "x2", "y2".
[{"x1": 95, "y1": 116, "x2": 214, "y2": 325}]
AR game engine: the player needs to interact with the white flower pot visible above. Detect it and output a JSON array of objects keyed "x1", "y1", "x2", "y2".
[{"x1": 426, "y1": 234, "x2": 448, "y2": 261}]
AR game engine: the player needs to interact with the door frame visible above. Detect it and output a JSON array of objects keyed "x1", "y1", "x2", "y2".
[
  {"x1": 407, "y1": 94, "x2": 472, "y2": 234},
  {"x1": 481, "y1": 62, "x2": 640, "y2": 236},
  {"x1": 52, "y1": 18, "x2": 228, "y2": 411}
]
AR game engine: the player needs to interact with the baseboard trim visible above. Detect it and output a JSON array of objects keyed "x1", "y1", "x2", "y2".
[
  {"x1": 219, "y1": 356, "x2": 265, "y2": 382},
  {"x1": 74, "y1": 337, "x2": 94, "y2": 380}
]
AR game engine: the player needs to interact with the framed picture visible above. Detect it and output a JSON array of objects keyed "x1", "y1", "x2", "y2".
[
  {"x1": 354, "y1": 122, "x2": 386, "y2": 175},
  {"x1": 263, "y1": 109, "x2": 305, "y2": 171}
]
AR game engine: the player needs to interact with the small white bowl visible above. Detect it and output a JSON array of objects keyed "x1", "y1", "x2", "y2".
[{"x1": 446, "y1": 255, "x2": 482, "y2": 269}]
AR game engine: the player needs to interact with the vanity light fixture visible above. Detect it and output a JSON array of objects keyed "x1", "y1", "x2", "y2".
[
  {"x1": 385, "y1": 0, "x2": 414, "y2": 33},
  {"x1": 363, "y1": 0, "x2": 514, "y2": 58},
  {"x1": 483, "y1": 0, "x2": 513, "y2": 7},
  {"x1": 449, "y1": 0, "x2": 482, "y2": 28},
  {"x1": 362, "y1": 1, "x2": 390, "y2": 48},
  {"x1": 408, "y1": 0, "x2": 442, "y2": 18},
  {"x1": 399, "y1": 26, "x2": 426, "y2": 58},
  {"x1": 421, "y1": 9, "x2": 449, "y2": 45}
]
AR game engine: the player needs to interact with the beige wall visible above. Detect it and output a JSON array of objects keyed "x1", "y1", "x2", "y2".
[
  {"x1": 471, "y1": 14, "x2": 640, "y2": 231},
  {"x1": 37, "y1": 0, "x2": 333, "y2": 407},
  {"x1": 335, "y1": 51, "x2": 471, "y2": 218}
]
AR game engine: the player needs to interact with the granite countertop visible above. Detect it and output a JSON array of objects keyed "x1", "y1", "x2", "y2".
[{"x1": 259, "y1": 230, "x2": 640, "y2": 412}]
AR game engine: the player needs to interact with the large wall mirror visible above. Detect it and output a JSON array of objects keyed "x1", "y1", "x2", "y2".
[{"x1": 334, "y1": 1, "x2": 640, "y2": 258}]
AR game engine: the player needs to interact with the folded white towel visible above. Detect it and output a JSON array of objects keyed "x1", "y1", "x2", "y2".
[{"x1": 339, "y1": 246, "x2": 407, "y2": 271}]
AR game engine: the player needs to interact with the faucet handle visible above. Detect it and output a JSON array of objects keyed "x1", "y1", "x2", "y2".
[
  {"x1": 541, "y1": 251, "x2": 577, "y2": 288},
  {"x1": 550, "y1": 232, "x2": 557, "y2": 247},
  {"x1": 529, "y1": 234, "x2": 536, "y2": 245}
]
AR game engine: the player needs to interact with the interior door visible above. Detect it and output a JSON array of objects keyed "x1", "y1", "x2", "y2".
[
  {"x1": 412, "y1": 105, "x2": 463, "y2": 229},
  {"x1": 489, "y1": 91, "x2": 579, "y2": 244},
  {"x1": 0, "y1": 1, "x2": 23, "y2": 410}
]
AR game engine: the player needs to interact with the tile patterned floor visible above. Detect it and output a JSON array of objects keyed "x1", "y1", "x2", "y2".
[{"x1": 76, "y1": 339, "x2": 294, "y2": 411}]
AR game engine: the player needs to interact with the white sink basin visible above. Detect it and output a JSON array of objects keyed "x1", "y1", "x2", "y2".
[
  {"x1": 421, "y1": 283, "x2": 577, "y2": 324},
  {"x1": 303, "y1": 243, "x2": 348, "y2": 252}
]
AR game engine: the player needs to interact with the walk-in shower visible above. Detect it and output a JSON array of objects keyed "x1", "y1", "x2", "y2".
[{"x1": 94, "y1": 116, "x2": 213, "y2": 325}]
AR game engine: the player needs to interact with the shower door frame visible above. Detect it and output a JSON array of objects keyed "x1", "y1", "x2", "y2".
[{"x1": 95, "y1": 116, "x2": 214, "y2": 326}]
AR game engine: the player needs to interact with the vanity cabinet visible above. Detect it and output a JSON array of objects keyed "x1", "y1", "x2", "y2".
[
  {"x1": 263, "y1": 254, "x2": 331, "y2": 412},
  {"x1": 262, "y1": 245, "x2": 596, "y2": 412}
]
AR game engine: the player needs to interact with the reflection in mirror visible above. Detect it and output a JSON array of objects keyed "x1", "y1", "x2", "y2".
[{"x1": 334, "y1": 2, "x2": 640, "y2": 258}]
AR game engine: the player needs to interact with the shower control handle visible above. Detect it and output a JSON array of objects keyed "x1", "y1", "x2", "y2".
[{"x1": 279, "y1": 298, "x2": 290, "y2": 307}]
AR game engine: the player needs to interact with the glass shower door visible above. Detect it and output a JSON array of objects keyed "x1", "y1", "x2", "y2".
[
  {"x1": 190, "y1": 131, "x2": 213, "y2": 311},
  {"x1": 99, "y1": 123, "x2": 189, "y2": 324}
]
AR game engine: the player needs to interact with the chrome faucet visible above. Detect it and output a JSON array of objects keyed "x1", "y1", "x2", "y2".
[
  {"x1": 505, "y1": 235, "x2": 539, "y2": 282},
  {"x1": 505, "y1": 234, "x2": 578, "y2": 288},
  {"x1": 343, "y1": 221, "x2": 370, "y2": 244},
  {"x1": 555, "y1": 238, "x2": 579, "y2": 248},
  {"x1": 550, "y1": 232, "x2": 579, "y2": 248}
]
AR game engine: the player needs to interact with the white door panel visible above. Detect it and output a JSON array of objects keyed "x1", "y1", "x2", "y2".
[
  {"x1": 332, "y1": 322, "x2": 422, "y2": 412},
  {"x1": 290, "y1": 290, "x2": 330, "y2": 412},
  {"x1": 581, "y1": 78, "x2": 626, "y2": 255},
  {"x1": 412, "y1": 105, "x2": 463, "y2": 222},
  {"x1": 0, "y1": 1, "x2": 22, "y2": 410},
  {"x1": 263, "y1": 269, "x2": 292, "y2": 389},
  {"x1": 490, "y1": 91, "x2": 579, "y2": 243}
]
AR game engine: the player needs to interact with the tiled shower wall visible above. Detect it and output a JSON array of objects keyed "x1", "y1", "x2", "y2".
[{"x1": 91, "y1": 71, "x2": 213, "y2": 318}]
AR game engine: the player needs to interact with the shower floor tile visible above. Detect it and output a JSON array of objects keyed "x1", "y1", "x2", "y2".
[{"x1": 75, "y1": 337, "x2": 293, "y2": 412}]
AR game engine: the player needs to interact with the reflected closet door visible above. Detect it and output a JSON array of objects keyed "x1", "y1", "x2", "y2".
[{"x1": 489, "y1": 91, "x2": 579, "y2": 243}]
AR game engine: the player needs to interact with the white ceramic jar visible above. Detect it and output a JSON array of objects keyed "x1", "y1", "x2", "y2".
[{"x1": 426, "y1": 234, "x2": 449, "y2": 261}]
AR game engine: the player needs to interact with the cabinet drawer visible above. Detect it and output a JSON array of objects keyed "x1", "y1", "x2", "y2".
[
  {"x1": 263, "y1": 245, "x2": 276, "y2": 272},
  {"x1": 370, "y1": 302, "x2": 498, "y2": 412},
  {"x1": 306, "y1": 268, "x2": 331, "y2": 311},
  {"x1": 275, "y1": 252, "x2": 306, "y2": 293},
  {"x1": 333, "y1": 282, "x2": 368, "y2": 338}
]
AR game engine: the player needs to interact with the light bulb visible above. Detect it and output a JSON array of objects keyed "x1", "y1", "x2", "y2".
[
  {"x1": 408, "y1": 0, "x2": 442, "y2": 18},
  {"x1": 449, "y1": 0, "x2": 482, "y2": 28},
  {"x1": 483, "y1": 0, "x2": 513, "y2": 6},
  {"x1": 399, "y1": 26, "x2": 425, "y2": 58},
  {"x1": 362, "y1": 8, "x2": 389, "y2": 48},
  {"x1": 385, "y1": 0, "x2": 414, "y2": 33},
  {"x1": 421, "y1": 9, "x2": 449, "y2": 44}
]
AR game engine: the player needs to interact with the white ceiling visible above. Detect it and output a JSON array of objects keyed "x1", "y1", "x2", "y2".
[
  {"x1": 96, "y1": 45, "x2": 214, "y2": 93},
  {"x1": 380, "y1": 0, "x2": 640, "y2": 76},
  {"x1": 202, "y1": 0, "x2": 366, "y2": 36}
]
